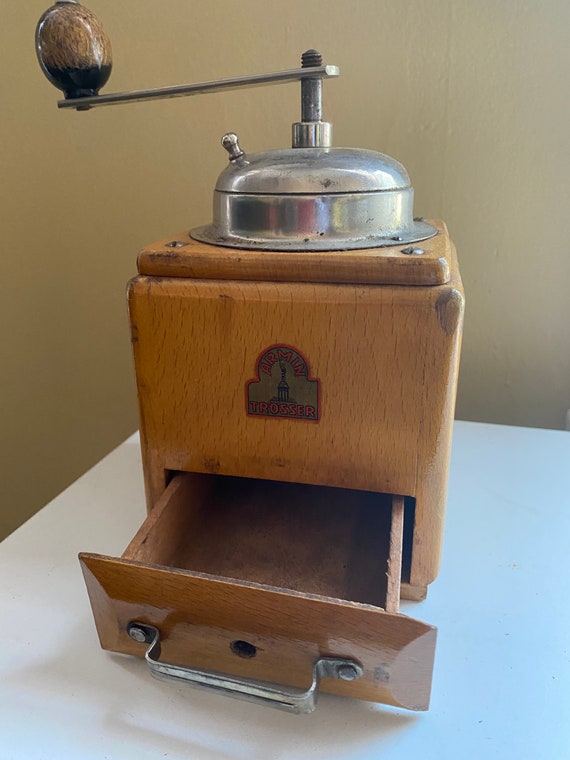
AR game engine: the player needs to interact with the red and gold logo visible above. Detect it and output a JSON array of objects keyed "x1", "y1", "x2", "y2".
[{"x1": 246, "y1": 345, "x2": 320, "y2": 421}]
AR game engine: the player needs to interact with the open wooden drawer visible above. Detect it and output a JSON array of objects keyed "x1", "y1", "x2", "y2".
[{"x1": 79, "y1": 472, "x2": 436, "y2": 712}]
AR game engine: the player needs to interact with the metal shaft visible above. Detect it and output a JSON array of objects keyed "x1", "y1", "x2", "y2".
[
  {"x1": 300, "y1": 50, "x2": 323, "y2": 122},
  {"x1": 292, "y1": 50, "x2": 332, "y2": 148}
]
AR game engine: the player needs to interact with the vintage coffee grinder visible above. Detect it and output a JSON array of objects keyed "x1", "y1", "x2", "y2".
[{"x1": 37, "y1": 1, "x2": 463, "y2": 713}]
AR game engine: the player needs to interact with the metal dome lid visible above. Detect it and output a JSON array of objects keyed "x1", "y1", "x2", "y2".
[
  {"x1": 190, "y1": 50, "x2": 437, "y2": 252},
  {"x1": 213, "y1": 146, "x2": 412, "y2": 195}
]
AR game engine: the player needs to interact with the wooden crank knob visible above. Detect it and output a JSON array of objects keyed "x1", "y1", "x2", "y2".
[{"x1": 35, "y1": 0, "x2": 112, "y2": 101}]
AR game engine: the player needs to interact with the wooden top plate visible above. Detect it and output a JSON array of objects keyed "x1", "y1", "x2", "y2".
[{"x1": 137, "y1": 220, "x2": 450, "y2": 286}]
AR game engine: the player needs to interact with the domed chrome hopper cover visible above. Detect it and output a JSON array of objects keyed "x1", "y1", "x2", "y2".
[{"x1": 191, "y1": 51, "x2": 436, "y2": 252}]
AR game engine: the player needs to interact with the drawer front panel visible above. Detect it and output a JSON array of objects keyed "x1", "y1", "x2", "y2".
[{"x1": 80, "y1": 552, "x2": 436, "y2": 711}]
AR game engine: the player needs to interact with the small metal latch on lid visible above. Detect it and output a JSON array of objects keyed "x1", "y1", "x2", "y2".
[{"x1": 127, "y1": 622, "x2": 363, "y2": 715}]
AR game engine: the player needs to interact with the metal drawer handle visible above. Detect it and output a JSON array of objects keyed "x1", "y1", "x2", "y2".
[{"x1": 127, "y1": 622, "x2": 363, "y2": 714}]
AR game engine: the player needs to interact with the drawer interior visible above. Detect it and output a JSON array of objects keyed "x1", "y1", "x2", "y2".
[{"x1": 123, "y1": 472, "x2": 403, "y2": 612}]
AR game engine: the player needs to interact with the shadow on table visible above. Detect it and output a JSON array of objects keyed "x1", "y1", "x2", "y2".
[
  {"x1": 107, "y1": 652, "x2": 420, "y2": 758},
  {"x1": 6, "y1": 610, "x2": 421, "y2": 758}
]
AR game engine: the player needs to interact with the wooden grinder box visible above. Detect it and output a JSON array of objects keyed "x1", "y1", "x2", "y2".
[{"x1": 80, "y1": 220, "x2": 463, "y2": 712}]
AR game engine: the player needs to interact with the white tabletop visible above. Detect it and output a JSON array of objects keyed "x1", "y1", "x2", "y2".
[{"x1": 1, "y1": 421, "x2": 569, "y2": 759}]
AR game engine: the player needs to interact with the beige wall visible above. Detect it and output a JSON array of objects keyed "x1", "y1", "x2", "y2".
[{"x1": 1, "y1": 0, "x2": 568, "y2": 539}]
